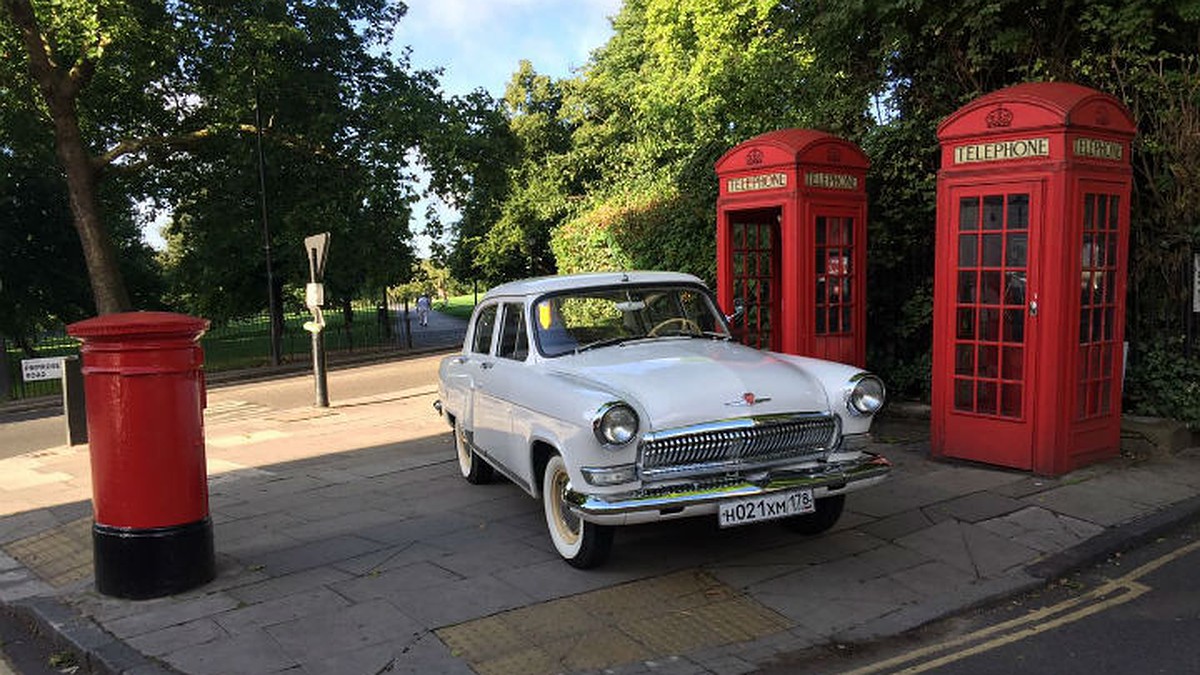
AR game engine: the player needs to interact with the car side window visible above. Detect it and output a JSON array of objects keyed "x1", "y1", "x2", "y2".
[
  {"x1": 470, "y1": 304, "x2": 498, "y2": 355},
  {"x1": 497, "y1": 303, "x2": 529, "y2": 361}
]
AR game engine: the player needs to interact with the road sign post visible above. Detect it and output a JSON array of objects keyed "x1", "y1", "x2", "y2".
[
  {"x1": 304, "y1": 232, "x2": 331, "y2": 408},
  {"x1": 21, "y1": 356, "x2": 88, "y2": 445}
]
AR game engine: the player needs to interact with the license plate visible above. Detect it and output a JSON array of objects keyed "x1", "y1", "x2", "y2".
[{"x1": 718, "y1": 489, "x2": 815, "y2": 528}]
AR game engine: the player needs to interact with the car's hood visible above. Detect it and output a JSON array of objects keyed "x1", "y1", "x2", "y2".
[{"x1": 545, "y1": 338, "x2": 831, "y2": 431}]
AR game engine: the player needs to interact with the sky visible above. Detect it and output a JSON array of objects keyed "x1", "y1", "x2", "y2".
[{"x1": 394, "y1": 0, "x2": 621, "y2": 98}]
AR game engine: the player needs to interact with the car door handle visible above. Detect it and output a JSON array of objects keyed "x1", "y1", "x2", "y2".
[
  {"x1": 480, "y1": 362, "x2": 495, "y2": 370},
  {"x1": 450, "y1": 356, "x2": 467, "y2": 365}
]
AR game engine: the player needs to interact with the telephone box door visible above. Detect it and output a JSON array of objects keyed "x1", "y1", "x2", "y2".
[
  {"x1": 936, "y1": 183, "x2": 1042, "y2": 469},
  {"x1": 812, "y1": 208, "x2": 862, "y2": 365},
  {"x1": 727, "y1": 208, "x2": 782, "y2": 351},
  {"x1": 1073, "y1": 182, "x2": 1127, "y2": 425}
]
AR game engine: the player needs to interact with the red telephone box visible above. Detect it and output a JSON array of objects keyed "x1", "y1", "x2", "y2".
[
  {"x1": 931, "y1": 82, "x2": 1136, "y2": 475},
  {"x1": 715, "y1": 129, "x2": 869, "y2": 366}
]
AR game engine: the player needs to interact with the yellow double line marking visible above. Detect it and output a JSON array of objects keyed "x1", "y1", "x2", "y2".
[{"x1": 845, "y1": 537, "x2": 1200, "y2": 674}]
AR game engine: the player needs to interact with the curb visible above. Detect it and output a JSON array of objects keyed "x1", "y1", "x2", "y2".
[
  {"x1": 794, "y1": 493, "x2": 1200, "y2": 665},
  {"x1": 3, "y1": 596, "x2": 176, "y2": 674},
  {"x1": 1024, "y1": 493, "x2": 1200, "y2": 579}
]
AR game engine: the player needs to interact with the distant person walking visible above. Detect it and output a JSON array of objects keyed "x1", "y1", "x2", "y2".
[{"x1": 416, "y1": 293, "x2": 431, "y2": 327}]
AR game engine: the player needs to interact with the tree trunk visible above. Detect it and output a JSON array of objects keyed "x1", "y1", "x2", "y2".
[
  {"x1": 54, "y1": 112, "x2": 132, "y2": 315},
  {"x1": 4, "y1": 0, "x2": 131, "y2": 315}
]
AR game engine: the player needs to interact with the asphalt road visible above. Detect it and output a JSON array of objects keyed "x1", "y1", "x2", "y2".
[
  {"x1": 0, "y1": 352, "x2": 451, "y2": 460},
  {"x1": 761, "y1": 514, "x2": 1200, "y2": 674}
]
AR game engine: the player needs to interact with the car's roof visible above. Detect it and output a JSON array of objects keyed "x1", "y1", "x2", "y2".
[{"x1": 483, "y1": 271, "x2": 707, "y2": 300}]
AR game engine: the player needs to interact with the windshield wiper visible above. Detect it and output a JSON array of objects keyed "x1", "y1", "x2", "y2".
[{"x1": 575, "y1": 336, "x2": 634, "y2": 353}]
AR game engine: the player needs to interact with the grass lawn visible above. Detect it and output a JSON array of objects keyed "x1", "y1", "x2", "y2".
[{"x1": 436, "y1": 295, "x2": 477, "y2": 320}]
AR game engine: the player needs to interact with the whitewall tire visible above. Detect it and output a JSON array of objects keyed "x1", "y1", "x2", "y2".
[{"x1": 542, "y1": 454, "x2": 613, "y2": 568}]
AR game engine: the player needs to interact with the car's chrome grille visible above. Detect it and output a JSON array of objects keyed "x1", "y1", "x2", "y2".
[{"x1": 638, "y1": 413, "x2": 838, "y2": 482}]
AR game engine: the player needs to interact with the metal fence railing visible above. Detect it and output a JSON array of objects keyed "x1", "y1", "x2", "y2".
[{"x1": 2, "y1": 299, "x2": 444, "y2": 403}]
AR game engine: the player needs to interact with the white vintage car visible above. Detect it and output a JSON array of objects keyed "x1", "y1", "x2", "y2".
[{"x1": 435, "y1": 271, "x2": 890, "y2": 568}]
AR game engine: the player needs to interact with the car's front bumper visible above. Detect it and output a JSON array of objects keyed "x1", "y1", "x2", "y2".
[{"x1": 564, "y1": 452, "x2": 891, "y2": 526}]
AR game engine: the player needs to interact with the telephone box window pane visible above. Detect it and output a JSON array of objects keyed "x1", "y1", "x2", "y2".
[
  {"x1": 982, "y1": 234, "x2": 1003, "y2": 266},
  {"x1": 1084, "y1": 194, "x2": 1095, "y2": 228},
  {"x1": 1002, "y1": 346, "x2": 1023, "y2": 380},
  {"x1": 1096, "y1": 195, "x2": 1108, "y2": 229},
  {"x1": 1005, "y1": 273, "x2": 1026, "y2": 306},
  {"x1": 979, "y1": 344, "x2": 999, "y2": 378},
  {"x1": 955, "y1": 345, "x2": 974, "y2": 375},
  {"x1": 959, "y1": 198, "x2": 979, "y2": 231},
  {"x1": 1006, "y1": 233, "x2": 1027, "y2": 267},
  {"x1": 1001, "y1": 384, "x2": 1022, "y2": 417},
  {"x1": 958, "y1": 271, "x2": 977, "y2": 303},
  {"x1": 980, "y1": 271, "x2": 1001, "y2": 305},
  {"x1": 982, "y1": 196, "x2": 1004, "y2": 230},
  {"x1": 1100, "y1": 382, "x2": 1112, "y2": 411},
  {"x1": 815, "y1": 308, "x2": 826, "y2": 333},
  {"x1": 844, "y1": 220, "x2": 854, "y2": 244},
  {"x1": 959, "y1": 234, "x2": 978, "y2": 266},
  {"x1": 1007, "y1": 194, "x2": 1029, "y2": 228},
  {"x1": 842, "y1": 278, "x2": 853, "y2": 302},
  {"x1": 978, "y1": 382, "x2": 998, "y2": 414},
  {"x1": 843, "y1": 306, "x2": 853, "y2": 332},
  {"x1": 1003, "y1": 309, "x2": 1025, "y2": 343},
  {"x1": 815, "y1": 217, "x2": 826, "y2": 244},
  {"x1": 1081, "y1": 272, "x2": 1095, "y2": 305},
  {"x1": 1103, "y1": 308, "x2": 1114, "y2": 339},
  {"x1": 955, "y1": 379, "x2": 974, "y2": 411},
  {"x1": 979, "y1": 308, "x2": 1000, "y2": 341},
  {"x1": 957, "y1": 309, "x2": 975, "y2": 339},
  {"x1": 1108, "y1": 196, "x2": 1120, "y2": 229}
]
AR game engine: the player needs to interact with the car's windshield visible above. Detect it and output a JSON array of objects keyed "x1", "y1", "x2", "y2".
[{"x1": 533, "y1": 285, "x2": 731, "y2": 357}]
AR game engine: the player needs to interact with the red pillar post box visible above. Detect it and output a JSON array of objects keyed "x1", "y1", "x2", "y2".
[
  {"x1": 715, "y1": 129, "x2": 869, "y2": 367},
  {"x1": 67, "y1": 312, "x2": 214, "y2": 599},
  {"x1": 931, "y1": 82, "x2": 1136, "y2": 475}
]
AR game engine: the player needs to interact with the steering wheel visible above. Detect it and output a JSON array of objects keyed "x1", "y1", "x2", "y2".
[{"x1": 648, "y1": 317, "x2": 702, "y2": 337}]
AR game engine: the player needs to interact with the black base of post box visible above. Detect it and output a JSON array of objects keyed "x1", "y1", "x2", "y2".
[{"x1": 92, "y1": 517, "x2": 215, "y2": 599}]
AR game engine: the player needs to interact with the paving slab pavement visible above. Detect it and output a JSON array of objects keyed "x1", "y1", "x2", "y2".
[{"x1": 1, "y1": 377, "x2": 1199, "y2": 674}]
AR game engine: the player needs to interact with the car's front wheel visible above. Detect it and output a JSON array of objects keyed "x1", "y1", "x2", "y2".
[
  {"x1": 455, "y1": 420, "x2": 494, "y2": 484},
  {"x1": 782, "y1": 494, "x2": 845, "y2": 535},
  {"x1": 542, "y1": 454, "x2": 613, "y2": 568}
]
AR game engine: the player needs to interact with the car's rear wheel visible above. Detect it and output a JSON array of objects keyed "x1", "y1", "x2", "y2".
[
  {"x1": 782, "y1": 494, "x2": 845, "y2": 535},
  {"x1": 455, "y1": 420, "x2": 493, "y2": 484},
  {"x1": 542, "y1": 454, "x2": 613, "y2": 568}
]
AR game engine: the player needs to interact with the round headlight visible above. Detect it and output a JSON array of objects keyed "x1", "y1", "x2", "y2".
[
  {"x1": 848, "y1": 375, "x2": 886, "y2": 415},
  {"x1": 593, "y1": 403, "x2": 639, "y2": 446}
]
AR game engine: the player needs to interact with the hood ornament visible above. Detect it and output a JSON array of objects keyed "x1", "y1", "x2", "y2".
[{"x1": 726, "y1": 392, "x2": 771, "y2": 407}]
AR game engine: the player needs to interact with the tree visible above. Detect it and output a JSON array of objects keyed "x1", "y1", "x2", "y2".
[
  {"x1": 532, "y1": 0, "x2": 861, "y2": 283},
  {"x1": 1, "y1": 0, "x2": 159, "y2": 313},
  {"x1": 1, "y1": 0, "x2": 424, "y2": 319},
  {"x1": 790, "y1": 0, "x2": 1200, "y2": 399},
  {"x1": 420, "y1": 89, "x2": 519, "y2": 286}
]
